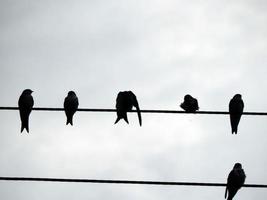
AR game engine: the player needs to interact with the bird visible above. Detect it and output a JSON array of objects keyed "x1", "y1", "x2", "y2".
[
  {"x1": 229, "y1": 94, "x2": 244, "y2": 134},
  {"x1": 114, "y1": 91, "x2": 142, "y2": 126},
  {"x1": 18, "y1": 89, "x2": 34, "y2": 133},
  {"x1": 225, "y1": 163, "x2": 246, "y2": 200},
  {"x1": 180, "y1": 94, "x2": 199, "y2": 113},
  {"x1": 64, "y1": 91, "x2": 79, "y2": 126}
]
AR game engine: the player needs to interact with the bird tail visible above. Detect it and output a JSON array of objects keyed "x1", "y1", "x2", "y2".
[
  {"x1": 114, "y1": 117, "x2": 120, "y2": 124},
  {"x1": 225, "y1": 187, "x2": 228, "y2": 199},
  {"x1": 123, "y1": 115, "x2": 129, "y2": 124},
  {"x1": 114, "y1": 116, "x2": 129, "y2": 124},
  {"x1": 115, "y1": 111, "x2": 129, "y2": 125},
  {"x1": 66, "y1": 116, "x2": 73, "y2": 126},
  {"x1": 230, "y1": 114, "x2": 241, "y2": 134},
  {"x1": 21, "y1": 119, "x2": 29, "y2": 133},
  {"x1": 231, "y1": 127, "x2": 237, "y2": 134}
]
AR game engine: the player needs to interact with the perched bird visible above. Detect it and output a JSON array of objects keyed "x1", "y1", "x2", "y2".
[
  {"x1": 225, "y1": 163, "x2": 246, "y2": 200},
  {"x1": 64, "y1": 91, "x2": 79, "y2": 126},
  {"x1": 229, "y1": 94, "x2": 244, "y2": 134},
  {"x1": 114, "y1": 91, "x2": 142, "y2": 126},
  {"x1": 18, "y1": 89, "x2": 34, "y2": 133},
  {"x1": 180, "y1": 94, "x2": 199, "y2": 113}
]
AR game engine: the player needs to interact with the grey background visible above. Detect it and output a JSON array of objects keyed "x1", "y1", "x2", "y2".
[{"x1": 0, "y1": 0, "x2": 267, "y2": 199}]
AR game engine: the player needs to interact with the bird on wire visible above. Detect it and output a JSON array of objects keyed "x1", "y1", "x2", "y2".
[
  {"x1": 229, "y1": 94, "x2": 244, "y2": 134},
  {"x1": 180, "y1": 94, "x2": 199, "y2": 113},
  {"x1": 225, "y1": 163, "x2": 246, "y2": 200},
  {"x1": 64, "y1": 91, "x2": 79, "y2": 126},
  {"x1": 114, "y1": 91, "x2": 142, "y2": 126},
  {"x1": 18, "y1": 89, "x2": 34, "y2": 133}
]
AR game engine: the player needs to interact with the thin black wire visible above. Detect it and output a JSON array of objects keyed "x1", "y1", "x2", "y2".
[
  {"x1": 0, "y1": 107, "x2": 267, "y2": 115},
  {"x1": 0, "y1": 177, "x2": 266, "y2": 188}
]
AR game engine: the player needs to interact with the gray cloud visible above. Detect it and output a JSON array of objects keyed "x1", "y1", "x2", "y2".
[{"x1": 0, "y1": 0, "x2": 267, "y2": 199}]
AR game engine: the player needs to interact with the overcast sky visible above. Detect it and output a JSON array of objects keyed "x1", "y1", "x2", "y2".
[{"x1": 0, "y1": 0, "x2": 267, "y2": 199}]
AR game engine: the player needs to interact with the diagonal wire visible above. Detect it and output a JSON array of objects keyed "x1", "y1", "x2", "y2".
[
  {"x1": 0, "y1": 177, "x2": 266, "y2": 188},
  {"x1": 0, "y1": 107, "x2": 267, "y2": 115}
]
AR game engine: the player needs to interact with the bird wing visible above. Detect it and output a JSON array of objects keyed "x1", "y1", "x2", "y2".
[{"x1": 129, "y1": 91, "x2": 142, "y2": 126}]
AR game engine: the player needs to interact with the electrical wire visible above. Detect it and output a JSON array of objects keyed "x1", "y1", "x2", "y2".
[
  {"x1": 0, "y1": 107, "x2": 267, "y2": 115},
  {"x1": 0, "y1": 177, "x2": 266, "y2": 188}
]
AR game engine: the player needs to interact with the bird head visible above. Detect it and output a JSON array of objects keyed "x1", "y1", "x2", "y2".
[
  {"x1": 184, "y1": 94, "x2": 193, "y2": 101},
  {"x1": 68, "y1": 91, "x2": 76, "y2": 96},
  {"x1": 233, "y1": 163, "x2": 242, "y2": 169},
  {"x1": 233, "y1": 94, "x2": 242, "y2": 100},
  {"x1": 22, "y1": 89, "x2": 33, "y2": 95}
]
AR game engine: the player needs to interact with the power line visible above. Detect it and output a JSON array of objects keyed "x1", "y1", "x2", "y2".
[
  {"x1": 0, "y1": 177, "x2": 266, "y2": 188},
  {"x1": 0, "y1": 107, "x2": 267, "y2": 115}
]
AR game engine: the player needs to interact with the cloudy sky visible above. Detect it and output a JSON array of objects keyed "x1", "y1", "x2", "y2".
[{"x1": 0, "y1": 0, "x2": 267, "y2": 199}]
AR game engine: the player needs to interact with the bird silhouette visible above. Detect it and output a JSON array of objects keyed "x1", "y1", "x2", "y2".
[
  {"x1": 64, "y1": 91, "x2": 79, "y2": 126},
  {"x1": 225, "y1": 163, "x2": 246, "y2": 200},
  {"x1": 180, "y1": 94, "x2": 199, "y2": 113},
  {"x1": 114, "y1": 91, "x2": 142, "y2": 126},
  {"x1": 229, "y1": 94, "x2": 244, "y2": 134},
  {"x1": 18, "y1": 89, "x2": 34, "y2": 133}
]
